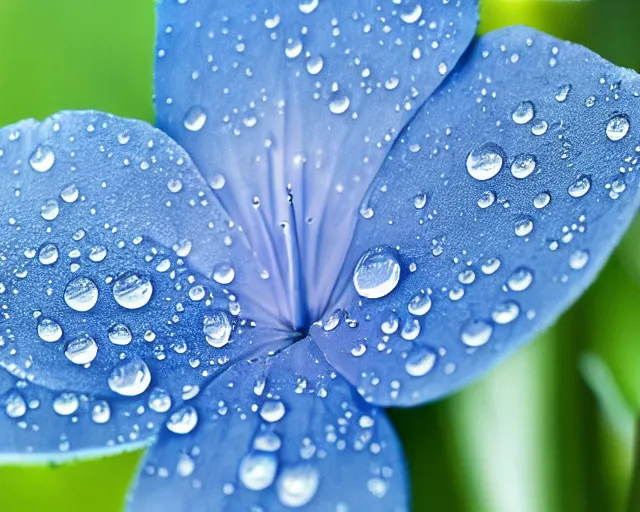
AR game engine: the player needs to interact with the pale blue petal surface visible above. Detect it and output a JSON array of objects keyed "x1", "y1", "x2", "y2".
[
  {"x1": 0, "y1": 112, "x2": 283, "y2": 402},
  {"x1": 155, "y1": 0, "x2": 478, "y2": 324},
  {"x1": 127, "y1": 339, "x2": 407, "y2": 512},
  {"x1": 314, "y1": 26, "x2": 640, "y2": 406},
  {"x1": 0, "y1": 367, "x2": 160, "y2": 461}
]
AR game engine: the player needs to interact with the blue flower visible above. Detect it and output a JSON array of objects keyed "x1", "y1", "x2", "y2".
[{"x1": 0, "y1": 0, "x2": 639, "y2": 510}]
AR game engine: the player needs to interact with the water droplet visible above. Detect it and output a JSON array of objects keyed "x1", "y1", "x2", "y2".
[
  {"x1": 381, "y1": 313, "x2": 400, "y2": 334},
  {"x1": 239, "y1": 451, "x2": 278, "y2": 490},
  {"x1": 461, "y1": 320, "x2": 493, "y2": 347},
  {"x1": 568, "y1": 176, "x2": 591, "y2": 198},
  {"x1": 113, "y1": 272, "x2": 153, "y2": 309},
  {"x1": 41, "y1": 199, "x2": 60, "y2": 221},
  {"x1": 38, "y1": 318, "x2": 63, "y2": 342},
  {"x1": 88, "y1": 400, "x2": 110, "y2": 424},
  {"x1": 254, "y1": 432, "x2": 282, "y2": 452},
  {"x1": 38, "y1": 243, "x2": 59, "y2": 265},
  {"x1": 60, "y1": 184, "x2": 79, "y2": 203},
  {"x1": 108, "y1": 323, "x2": 132, "y2": 345},
  {"x1": 414, "y1": 193, "x2": 427, "y2": 209},
  {"x1": 108, "y1": 360, "x2": 151, "y2": 396},
  {"x1": 507, "y1": 267, "x2": 534, "y2": 291},
  {"x1": 514, "y1": 218, "x2": 534, "y2": 237},
  {"x1": 148, "y1": 388, "x2": 172, "y2": 413},
  {"x1": 64, "y1": 276, "x2": 99, "y2": 312},
  {"x1": 329, "y1": 94, "x2": 350, "y2": 115},
  {"x1": 400, "y1": 318, "x2": 421, "y2": 341},
  {"x1": 569, "y1": 250, "x2": 589, "y2": 270},
  {"x1": 183, "y1": 106, "x2": 207, "y2": 132},
  {"x1": 53, "y1": 393, "x2": 79, "y2": 416},
  {"x1": 306, "y1": 55, "x2": 324, "y2": 75},
  {"x1": 477, "y1": 191, "x2": 496, "y2": 209},
  {"x1": 89, "y1": 246, "x2": 108, "y2": 262},
  {"x1": 510, "y1": 154, "x2": 537, "y2": 179},
  {"x1": 29, "y1": 145, "x2": 55, "y2": 172},
  {"x1": 213, "y1": 263, "x2": 235, "y2": 285},
  {"x1": 405, "y1": 346, "x2": 436, "y2": 377},
  {"x1": 277, "y1": 465, "x2": 320, "y2": 508},
  {"x1": 533, "y1": 192, "x2": 551, "y2": 209},
  {"x1": 203, "y1": 311, "x2": 232, "y2": 348},
  {"x1": 260, "y1": 400, "x2": 286, "y2": 423},
  {"x1": 298, "y1": 0, "x2": 319, "y2": 14},
  {"x1": 512, "y1": 101, "x2": 535, "y2": 124},
  {"x1": 65, "y1": 334, "x2": 98, "y2": 365},
  {"x1": 353, "y1": 247, "x2": 401, "y2": 299},
  {"x1": 481, "y1": 258, "x2": 501, "y2": 275},
  {"x1": 466, "y1": 143, "x2": 504, "y2": 181},
  {"x1": 555, "y1": 84, "x2": 571, "y2": 102},
  {"x1": 491, "y1": 302, "x2": 520, "y2": 324},
  {"x1": 166, "y1": 405, "x2": 198, "y2": 434},
  {"x1": 400, "y1": 4, "x2": 422, "y2": 23},
  {"x1": 606, "y1": 114, "x2": 630, "y2": 141},
  {"x1": 407, "y1": 294, "x2": 432, "y2": 316},
  {"x1": 5, "y1": 393, "x2": 26, "y2": 418}
]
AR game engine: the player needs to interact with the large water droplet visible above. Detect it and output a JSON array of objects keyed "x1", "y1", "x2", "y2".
[
  {"x1": 38, "y1": 318, "x2": 63, "y2": 342},
  {"x1": 277, "y1": 465, "x2": 320, "y2": 508},
  {"x1": 29, "y1": 145, "x2": 55, "y2": 172},
  {"x1": 64, "y1": 276, "x2": 99, "y2": 312},
  {"x1": 329, "y1": 94, "x2": 350, "y2": 115},
  {"x1": 569, "y1": 250, "x2": 589, "y2": 270},
  {"x1": 461, "y1": 320, "x2": 493, "y2": 347},
  {"x1": 113, "y1": 272, "x2": 153, "y2": 309},
  {"x1": 606, "y1": 114, "x2": 630, "y2": 141},
  {"x1": 405, "y1": 346, "x2": 437, "y2": 377},
  {"x1": 203, "y1": 311, "x2": 232, "y2": 348},
  {"x1": 239, "y1": 451, "x2": 278, "y2": 490},
  {"x1": 65, "y1": 334, "x2": 98, "y2": 365},
  {"x1": 512, "y1": 101, "x2": 535, "y2": 124},
  {"x1": 108, "y1": 360, "x2": 151, "y2": 396},
  {"x1": 166, "y1": 405, "x2": 198, "y2": 434},
  {"x1": 353, "y1": 246, "x2": 401, "y2": 299},
  {"x1": 183, "y1": 106, "x2": 207, "y2": 132},
  {"x1": 466, "y1": 143, "x2": 504, "y2": 181},
  {"x1": 213, "y1": 263, "x2": 235, "y2": 285}
]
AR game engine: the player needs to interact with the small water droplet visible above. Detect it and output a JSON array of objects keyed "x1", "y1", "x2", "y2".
[
  {"x1": 277, "y1": 465, "x2": 320, "y2": 508},
  {"x1": 306, "y1": 55, "x2": 324, "y2": 75},
  {"x1": 203, "y1": 311, "x2": 232, "y2": 348},
  {"x1": 91, "y1": 400, "x2": 111, "y2": 424},
  {"x1": 514, "y1": 218, "x2": 534, "y2": 237},
  {"x1": 5, "y1": 393, "x2": 27, "y2": 418},
  {"x1": 569, "y1": 250, "x2": 589, "y2": 270},
  {"x1": 38, "y1": 243, "x2": 59, "y2": 265},
  {"x1": 113, "y1": 272, "x2": 153, "y2": 309},
  {"x1": 148, "y1": 388, "x2": 172, "y2": 413},
  {"x1": 329, "y1": 94, "x2": 350, "y2": 115},
  {"x1": 64, "y1": 276, "x2": 99, "y2": 312},
  {"x1": 166, "y1": 405, "x2": 198, "y2": 434},
  {"x1": 29, "y1": 145, "x2": 55, "y2": 172},
  {"x1": 41, "y1": 199, "x2": 60, "y2": 221},
  {"x1": 89, "y1": 246, "x2": 108, "y2": 262},
  {"x1": 53, "y1": 393, "x2": 79, "y2": 416},
  {"x1": 568, "y1": 176, "x2": 591, "y2": 198},
  {"x1": 466, "y1": 143, "x2": 504, "y2": 181},
  {"x1": 461, "y1": 320, "x2": 493, "y2": 347},
  {"x1": 183, "y1": 106, "x2": 207, "y2": 132},
  {"x1": 65, "y1": 334, "x2": 98, "y2": 365},
  {"x1": 491, "y1": 302, "x2": 520, "y2": 324},
  {"x1": 481, "y1": 258, "x2": 501, "y2": 275},
  {"x1": 353, "y1": 247, "x2": 401, "y2": 299},
  {"x1": 512, "y1": 101, "x2": 535, "y2": 124},
  {"x1": 510, "y1": 154, "x2": 537, "y2": 179},
  {"x1": 400, "y1": 4, "x2": 422, "y2": 23},
  {"x1": 407, "y1": 294, "x2": 432, "y2": 316},
  {"x1": 477, "y1": 191, "x2": 496, "y2": 209},
  {"x1": 533, "y1": 192, "x2": 551, "y2": 209},
  {"x1": 108, "y1": 360, "x2": 151, "y2": 396},
  {"x1": 260, "y1": 400, "x2": 286, "y2": 423},
  {"x1": 239, "y1": 451, "x2": 278, "y2": 490},
  {"x1": 606, "y1": 114, "x2": 630, "y2": 141},
  {"x1": 108, "y1": 323, "x2": 133, "y2": 345},
  {"x1": 405, "y1": 346, "x2": 436, "y2": 377},
  {"x1": 507, "y1": 268, "x2": 534, "y2": 291},
  {"x1": 60, "y1": 184, "x2": 79, "y2": 203},
  {"x1": 298, "y1": 0, "x2": 319, "y2": 14},
  {"x1": 213, "y1": 263, "x2": 235, "y2": 285},
  {"x1": 38, "y1": 318, "x2": 63, "y2": 342}
]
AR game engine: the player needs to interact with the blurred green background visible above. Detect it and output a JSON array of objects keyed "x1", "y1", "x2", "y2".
[{"x1": 1, "y1": 0, "x2": 639, "y2": 510}]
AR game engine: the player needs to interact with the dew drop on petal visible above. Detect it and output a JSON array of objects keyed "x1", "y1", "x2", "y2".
[
  {"x1": 405, "y1": 346, "x2": 436, "y2": 377},
  {"x1": 400, "y1": 4, "x2": 422, "y2": 23},
  {"x1": 491, "y1": 302, "x2": 520, "y2": 324},
  {"x1": 148, "y1": 388, "x2": 172, "y2": 413},
  {"x1": 213, "y1": 263, "x2": 235, "y2": 285},
  {"x1": 91, "y1": 400, "x2": 111, "y2": 424},
  {"x1": 166, "y1": 405, "x2": 198, "y2": 434},
  {"x1": 466, "y1": 143, "x2": 504, "y2": 181},
  {"x1": 64, "y1": 334, "x2": 98, "y2": 365},
  {"x1": 507, "y1": 268, "x2": 534, "y2": 291},
  {"x1": 461, "y1": 320, "x2": 493, "y2": 347},
  {"x1": 407, "y1": 294, "x2": 432, "y2": 316},
  {"x1": 108, "y1": 323, "x2": 133, "y2": 345},
  {"x1": 64, "y1": 276, "x2": 99, "y2": 312},
  {"x1": 38, "y1": 243, "x2": 59, "y2": 265},
  {"x1": 512, "y1": 101, "x2": 535, "y2": 124},
  {"x1": 353, "y1": 246, "x2": 401, "y2": 299},
  {"x1": 510, "y1": 154, "x2": 537, "y2": 179},
  {"x1": 108, "y1": 360, "x2": 151, "y2": 396},
  {"x1": 29, "y1": 145, "x2": 55, "y2": 172},
  {"x1": 53, "y1": 393, "x2": 79, "y2": 416},
  {"x1": 514, "y1": 218, "x2": 534, "y2": 237},
  {"x1": 183, "y1": 106, "x2": 207, "y2": 132},
  {"x1": 569, "y1": 250, "x2": 589, "y2": 270},
  {"x1": 260, "y1": 400, "x2": 286, "y2": 423},
  {"x1": 239, "y1": 451, "x2": 278, "y2": 491},
  {"x1": 329, "y1": 94, "x2": 350, "y2": 115},
  {"x1": 298, "y1": 0, "x2": 319, "y2": 14},
  {"x1": 37, "y1": 318, "x2": 63, "y2": 342},
  {"x1": 606, "y1": 114, "x2": 630, "y2": 141},
  {"x1": 5, "y1": 393, "x2": 27, "y2": 418},
  {"x1": 533, "y1": 192, "x2": 551, "y2": 209},
  {"x1": 277, "y1": 465, "x2": 320, "y2": 508},
  {"x1": 481, "y1": 258, "x2": 501, "y2": 275},
  {"x1": 568, "y1": 176, "x2": 591, "y2": 198},
  {"x1": 41, "y1": 199, "x2": 60, "y2": 221},
  {"x1": 112, "y1": 272, "x2": 153, "y2": 309},
  {"x1": 203, "y1": 311, "x2": 232, "y2": 348}
]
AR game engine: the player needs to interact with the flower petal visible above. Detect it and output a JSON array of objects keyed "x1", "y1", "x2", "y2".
[
  {"x1": 0, "y1": 112, "x2": 283, "y2": 401},
  {"x1": 0, "y1": 367, "x2": 160, "y2": 462},
  {"x1": 313, "y1": 26, "x2": 640, "y2": 406},
  {"x1": 154, "y1": 0, "x2": 478, "y2": 319},
  {"x1": 127, "y1": 339, "x2": 408, "y2": 511}
]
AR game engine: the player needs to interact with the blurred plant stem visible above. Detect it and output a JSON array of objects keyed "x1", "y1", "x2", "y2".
[{"x1": 629, "y1": 421, "x2": 640, "y2": 512}]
